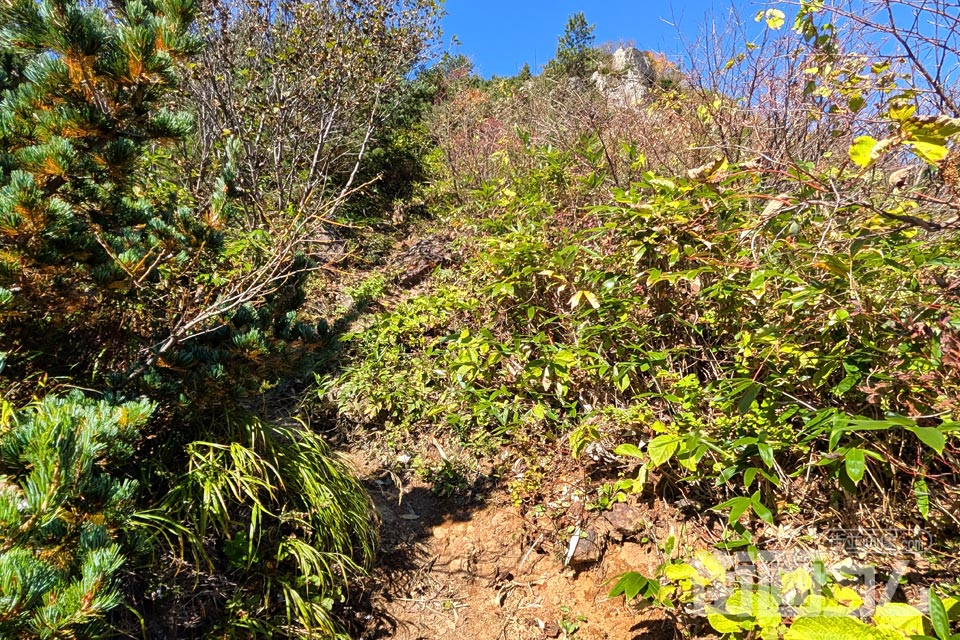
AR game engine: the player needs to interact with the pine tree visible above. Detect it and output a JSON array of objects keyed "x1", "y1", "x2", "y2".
[
  {"x1": 0, "y1": 0, "x2": 386, "y2": 635},
  {"x1": 0, "y1": 0, "x2": 206, "y2": 385},
  {"x1": 555, "y1": 12, "x2": 596, "y2": 77},
  {"x1": 0, "y1": 0, "x2": 201, "y2": 267},
  {"x1": 0, "y1": 393, "x2": 153, "y2": 638}
]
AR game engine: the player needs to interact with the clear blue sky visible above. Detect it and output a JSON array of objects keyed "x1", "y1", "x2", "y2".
[{"x1": 440, "y1": 0, "x2": 756, "y2": 78}]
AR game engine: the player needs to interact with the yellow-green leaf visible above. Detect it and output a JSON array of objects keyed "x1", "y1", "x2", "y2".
[
  {"x1": 695, "y1": 549, "x2": 727, "y2": 582},
  {"x1": 647, "y1": 435, "x2": 680, "y2": 468},
  {"x1": 707, "y1": 611, "x2": 746, "y2": 634},
  {"x1": 664, "y1": 562, "x2": 701, "y2": 583},
  {"x1": 613, "y1": 443, "x2": 644, "y2": 459},
  {"x1": 889, "y1": 103, "x2": 917, "y2": 122},
  {"x1": 909, "y1": 138, "x2": 951, "y2": 165},
  {"x1": 830, "y1": 585, "x2": 863, "y2": 609},
  {"x1": 785, "y1": 615, "x2": 904, "y2": 640},
  {"x1": 782, "y1": 567, "x2": 813, "y2": 596},
  {"x1": 873, "y1": 602, "x2": 924, "y2": 636},
  {"x1": 849, "y1": 136, "x2": 879, "y2": 167},
  {"x1": 582, "y1": 290, "x2": 600, "y2": 309},
  {"x1": 756, "y1": 8, "x2": 786, "y2": 29}
]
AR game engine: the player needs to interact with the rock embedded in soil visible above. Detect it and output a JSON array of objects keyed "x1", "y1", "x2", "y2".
[
  {"x1": 542, "y1": 619, "x2": 561, "y2": 638},
  {"x1": 568, "y1": 528, "x2": 601, "y2": 568},
  {"x1": 602, "y1": 503, "x2": 645, "y2": 541},
  {"x1": 613, "y1": 541, "x2": 659, "y2": 574}
]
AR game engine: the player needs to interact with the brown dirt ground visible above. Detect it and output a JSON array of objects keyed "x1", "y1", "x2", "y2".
[{"x1": 343, "y1": 449, "x2": 692, "y2": 640}]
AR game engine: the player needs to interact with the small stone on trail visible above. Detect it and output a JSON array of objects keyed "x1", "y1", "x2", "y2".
[
  {"x1": 602, "y1": 503, "x2": 644, "y2": 540},
  {"x1": 568, "y1": 528, "x2": 601, "y2": 568},
  {"x1": 542, "y1": 619, "x2": 561, "y2": 638}
]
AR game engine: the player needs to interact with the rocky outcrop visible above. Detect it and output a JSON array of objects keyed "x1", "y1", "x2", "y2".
[{"x1": 592, "y1": 46, "x2": 678, "y2": 106}]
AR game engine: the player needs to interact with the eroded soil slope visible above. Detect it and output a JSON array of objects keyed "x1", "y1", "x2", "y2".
[{"x1": 345, "y1": 450, "x2": 688, "y2": 640}]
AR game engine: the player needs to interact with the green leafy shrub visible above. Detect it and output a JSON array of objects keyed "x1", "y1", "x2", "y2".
[
  {"x1": 336, "y1": 0, "x2": 960, "y2": 584},
  {"x1": 611, "y1": 560, "x2": 960, "y2": 640}
]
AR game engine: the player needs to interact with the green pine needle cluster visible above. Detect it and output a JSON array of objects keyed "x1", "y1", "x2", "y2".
[
  {"x1": 0, "y1": 0, "x2": 432, "y2": 635},
  {"x1": 0, "y1": 393, "x2": 152, "y2": 639}
]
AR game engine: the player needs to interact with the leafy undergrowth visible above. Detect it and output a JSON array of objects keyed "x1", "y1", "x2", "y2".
[
  {"x1": 314, "y1": 3, "x2": 960, "y2": 637},
  {"x1": 330, "y1": 128, "x2": 960, "y2": 637}
]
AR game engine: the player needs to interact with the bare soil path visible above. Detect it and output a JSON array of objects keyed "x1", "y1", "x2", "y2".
[{"x1": 345, "y1": 451, "x2": 681, "y2": 640}]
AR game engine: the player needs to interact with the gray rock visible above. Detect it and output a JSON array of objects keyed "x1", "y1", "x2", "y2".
[
  {"x1": 592, "y1": 46, "x2": 681, "y2": 106},
  {"x1": 611, "y1": 47, "x2": 656, "y2": 80}
]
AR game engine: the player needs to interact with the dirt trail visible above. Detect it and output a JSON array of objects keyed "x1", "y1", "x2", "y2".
[
  {"x1": 331, "y1": 232, "x2": 686, "y2": 638},
  {"x1": 346, "y1": 452, "x2": 680, "y2": 640}
]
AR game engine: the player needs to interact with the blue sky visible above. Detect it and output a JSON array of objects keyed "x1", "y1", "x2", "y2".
[{"x1": 439, "y1": 0, "x2": 755, "y2": 78}]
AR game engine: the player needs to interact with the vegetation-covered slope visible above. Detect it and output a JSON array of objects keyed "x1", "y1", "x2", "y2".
[
  {"x1": 3, "y1": 0, "x2": 960, "y2": 638},
  {"x1": 0, "y1": 0, "x2": 438, "y2": 636},
  {"x1": 330, "y1": 3, "x2": 960, "y2": 638}
]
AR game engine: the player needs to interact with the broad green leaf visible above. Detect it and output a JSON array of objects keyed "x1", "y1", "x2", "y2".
[
  {"x1": 889, "y1": 103, "x2": 918, "y2": 121},
  {"x1": 796, "y1": 594, "x2": 851, "y2": 618},
  {"x1": 906, "y1": 426, "x2": 946, "y2": 454},
  {"x1": 707, "y1": 611, "x2": 746, "y2": 634},
  {"x1": 738, "y1": 383, "x2": 761, "y2": 415},
  {"x1": 716, "y1": 496, "x2": 752, "y2": 523},
  {"x1": 901, "y1": 115, "x2": 960, "y2": 164},
  {"x1": 664, "y1": 562, "x2": 701, "y2": 583},
  {"x1": 760, "y1": 468, "x2": 782, "y2": 487},
  {"x1": 726, "y1": 588, "x2": 781, "y2": 628},
  {"x1": 812, "y1": 559, "x2": 827, "y2": 586},
  {"x1": 943, "y1": 596, "x2": 960, "y2": 620},
  {"x1": 832, "y1": 374, "x2": 859, "y2": 395},
  {"x1": 751, "y1": 497, "x2": 774, "y2": 524},
  {"x1": 831, "y1": 585, "x2": 864, "y2": 609},
  {"x1": 613, "y1": 443, "x2": 645, "y2": 459},
  {"x1": 647, "y1": 176, "x2": 676, "y2": 191},
  {"x1": 910, "y1": 139, "x2": 951, "y2": 164},
  {"x1": 694, "y1": 549, "x2": 726, "y2": 582},
  {"x1": 785, "y1": 615, "x2": 904, "y2": 640},
  {"x1": 829, "y1": 427, "x2": 845, "y2": 452},
  {"x1": 608, "y1": 571, "x2": 655, "y2": 601},
  {"x1": 915, "y1": 477, "x2": 930, "y2": 520},
  {"x1": 757, "y1": 442, "x2": 774, "y2": 469},
  {"x1": 782, "y1": 567, "x2": 813, "y2": 596},
  {"x1": 647, "y1": 435, "x2": 680, "y2": 468},
  {"x1": 873, "y1": 602, "x2": 925, "y2": 636},
  {"x1": 931, "y1": 588, "x2": 950, "y2": 640},
  {"x1": 844, "y1": 448, "x2": 866, "y2": 484}
]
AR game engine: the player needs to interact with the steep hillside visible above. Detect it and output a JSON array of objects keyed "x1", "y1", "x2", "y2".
[{"x1": 326, "y1": 6, "x2": 960, "y2": 639}]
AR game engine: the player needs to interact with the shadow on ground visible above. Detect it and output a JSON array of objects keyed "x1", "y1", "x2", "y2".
[{"x1": 340, "y1": 471, "x2": 497, "y2": 639}]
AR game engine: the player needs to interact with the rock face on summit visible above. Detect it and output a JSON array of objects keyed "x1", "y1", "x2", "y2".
[{"x1": 591, "y1": 47, "x2": 665, "y2": 106}]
